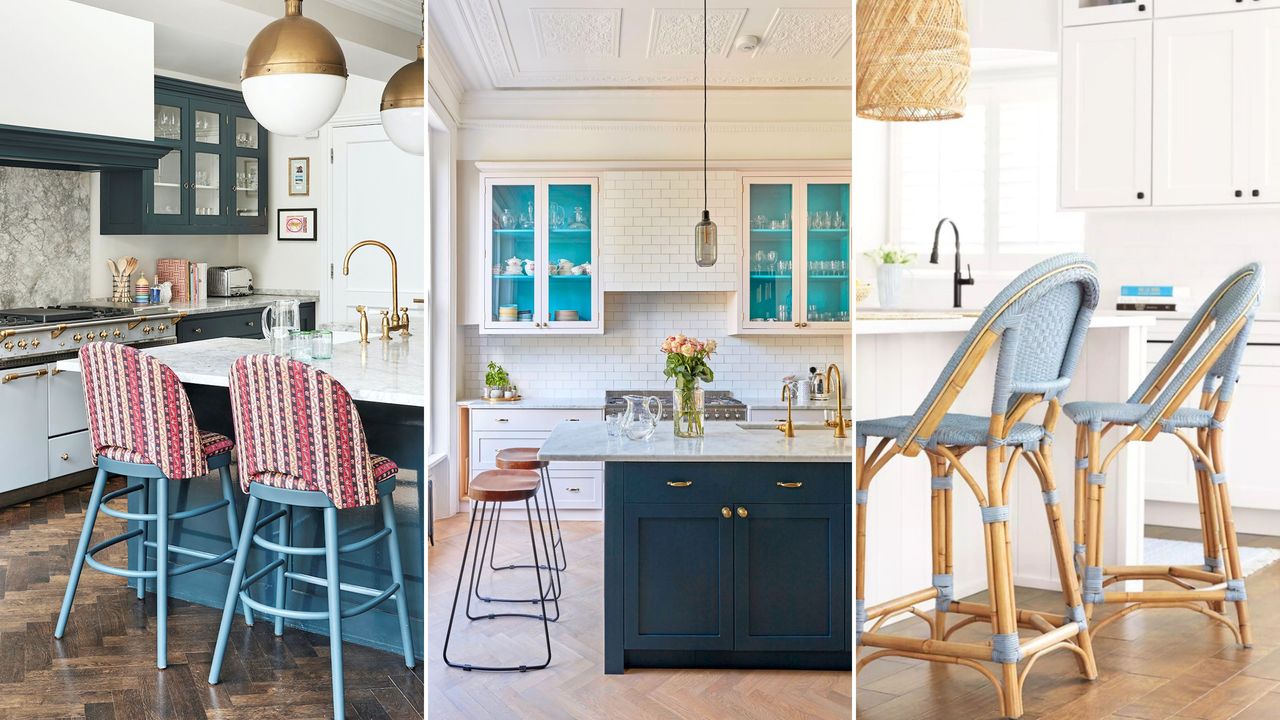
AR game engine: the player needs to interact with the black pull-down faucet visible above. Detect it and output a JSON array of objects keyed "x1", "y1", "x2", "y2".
[{"x1": 929, "y1": 218, "x2": 974, "y2": 309}]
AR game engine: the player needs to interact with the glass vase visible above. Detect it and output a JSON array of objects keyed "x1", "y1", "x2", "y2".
[{"x1": 673, "y1": 382, "x2": 705, "y2": 438}]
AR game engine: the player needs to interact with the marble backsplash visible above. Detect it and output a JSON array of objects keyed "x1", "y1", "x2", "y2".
[{"x1": 0, "y1": 167, "x2": 90, "y2": 307}]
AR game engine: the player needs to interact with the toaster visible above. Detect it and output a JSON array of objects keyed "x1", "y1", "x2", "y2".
[{"x1": 208, "y1": 266, "x2": 254, "y2": 297}]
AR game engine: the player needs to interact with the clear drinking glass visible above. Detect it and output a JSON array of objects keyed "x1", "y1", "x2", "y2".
[
  {"x1": 288, "y1": 330, "x2": 314, "y2": 361},
  {"x1": 311, "y1": 329, "x2": 333, "y2": 359},
  {"x1": 606, "y1": 413, "x2": 623, "y2": 438}
]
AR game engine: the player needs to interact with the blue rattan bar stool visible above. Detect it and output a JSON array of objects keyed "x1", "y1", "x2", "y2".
[
  {"x1": 855, "y1": 254, "x2": 1101, "y2": 719},
  {"x1": 207, "y1": 355, "x2": 415, "y2": 720},
  {"x1": 443, "y1": 468, "x2": 555, "y2": 672},
  {"x1": 54, "y1": 342, "x2": 251, "y2": 669},
  {"x1": 1067, "y1": 263, "x2": 1263, "y2": 647}
]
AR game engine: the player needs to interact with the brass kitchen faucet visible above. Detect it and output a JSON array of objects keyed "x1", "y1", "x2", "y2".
[
  {"x1": 343, "y1": 240, "x2": 410, "y2": 341},
  {"x1": 825, "y1": 363, "x2": 849, "y2": 439}
]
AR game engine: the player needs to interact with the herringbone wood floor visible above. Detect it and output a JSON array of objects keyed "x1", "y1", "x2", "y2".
[
  {"x1": 857, "y1": 526, "x2": 1280, "y2": 720},
  {"x1": 0, "y1": 478, "x2": 423, "y2": 720},
  {"x1": 427, "y1": 512, "x2": 855, "y2": 719}
]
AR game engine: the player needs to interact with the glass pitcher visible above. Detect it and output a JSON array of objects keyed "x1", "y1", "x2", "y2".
[
  {"x1": 262, "y1": 299, "x2": 300, "y2": 355},
  {"x1": 620, "y1": 394, "x2": 661, "y2": 441}
]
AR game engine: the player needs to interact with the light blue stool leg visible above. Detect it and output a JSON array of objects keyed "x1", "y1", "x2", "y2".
[
  {"x1": 134, "y1": 477, "x2": 148, "y2": 599},
  {"x1": 54, "y1": 467, "x2": 108, "y2": 638},
  {"x1": 273, "y1": 502, "x2": 291, "y2": 636},
  {"x1": 380, "y1": 492, "x2": 416, "y2": 668},
  {"x1": 323, "y1": 506, "x2": 346, "y2": 720},
  {"x1": 209, "y1": 495, "x2": 260, "y2": 685},
  {"x1": 155, "y1": 476, "x2": 169, "y2": 669},
  {"x1": 219, "y1": 466, "x2": 254, "y2": 627}
]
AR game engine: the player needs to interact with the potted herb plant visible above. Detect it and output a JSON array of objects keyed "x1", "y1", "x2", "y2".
[
  {"x1": 483, "y1": 361, "x2": 513, "y2": 399},
  {"x1": 865, "y1": 245, "x2": 915, "y2": 309},
  {"x1": 661, "y1": 334, "x2": 716, "y2": 438}
]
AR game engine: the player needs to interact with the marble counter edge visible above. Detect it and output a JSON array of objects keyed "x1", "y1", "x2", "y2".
[
  {"x1": 855, "y1": 313, "x2": 1155, "y2": 336},
  {"x1": 537, "y1": 421, "x2": 854, "y2": 463}
]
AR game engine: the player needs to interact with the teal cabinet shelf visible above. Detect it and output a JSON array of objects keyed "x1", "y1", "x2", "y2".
[{"x1": 100, "y1": 77, "x2": 268, "y2": 236}]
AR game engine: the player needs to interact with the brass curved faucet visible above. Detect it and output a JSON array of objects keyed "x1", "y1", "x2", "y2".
[
  {"x1": 778, "y1": 383, "x2": 797, "y2": 437},
  {"x1": 342, "y1": 240, "x2": 410, "y2": 340},
  {"x1": 825, "y1": 363, "x2": 849, "y2": 439}
]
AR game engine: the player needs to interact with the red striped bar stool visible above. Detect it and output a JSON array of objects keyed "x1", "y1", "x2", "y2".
[
  {"x1": 54, "y1": 342, "x2": 252, "y2": 669},
  {"x1": 475, "y1": 447, "x2": 565, "y2": 605},
  {"x1": 208, "y1": 354, "x2": 414, "y2": 720},
  {"x1": 443, "y1": 468, "x2": 555, "y2": 672}
]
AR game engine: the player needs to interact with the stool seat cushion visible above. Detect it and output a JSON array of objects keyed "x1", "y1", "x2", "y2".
[
  {"x1": 97, "y1": 431, "x2": 234, "y2": 469},
  {"x1": 495, "y1": 447, "x2": 547, "y2": 470},
  {"x1": 470, "y1": 469, "x2": 540, "y2": 503},
  {"x1": 1063, "y1": 401, "x2": 1216, "y2": 429},
  {"x1": 857, "y1": 413, "x2": 1046, "y2": 449},
  {"x1": 370, "y1": 454, "x2": 399, "y2": 482}
]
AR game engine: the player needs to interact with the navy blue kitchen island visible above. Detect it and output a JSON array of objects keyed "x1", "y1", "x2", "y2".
[
  {"x1": 56, "y1": 336, "x2": 425, "y2": 660},
  {"x1": 540, "y1": 422, "x2": 853, "y2": 674}
]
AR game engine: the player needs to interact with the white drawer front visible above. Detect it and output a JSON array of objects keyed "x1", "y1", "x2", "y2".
[
  {"x1": 548, "y1": 471, "x2": 602, "y2": 510},
  {"x1": 48, "y1": 430, "x2": 94, "y2": 479},
  {"x1": 49, "y1": 366, "x2": 88, "y2": 437},
  {"x1": 470, "y1": 407, "x2": 601, "y2": 433},
  {"x1": 471, "y1": 432, "x2": 602, "y2": 472}
]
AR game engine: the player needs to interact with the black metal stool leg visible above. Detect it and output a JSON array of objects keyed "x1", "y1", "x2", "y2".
[
  {"x1": 542, "y1": 466, "x2": 567, "y2": 572},
  {"x1": 473, "y1": 489, "x2": 563, "y2": 607},
  {"x1": 468, "y1": 493, "x2": 561, "y2": 620}
]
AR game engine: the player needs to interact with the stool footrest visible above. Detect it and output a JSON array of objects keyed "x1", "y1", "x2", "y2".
[{"x1": 140, "y1": 540, "x2": 238, "y2": 577}]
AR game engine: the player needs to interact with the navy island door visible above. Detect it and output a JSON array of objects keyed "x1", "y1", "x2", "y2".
[
  {"x1": 733, "y1": 503, "x2": 845, "y2": 652},
  {"x1": 623, "y1": 503, "x2": 733, "y2": 650}
]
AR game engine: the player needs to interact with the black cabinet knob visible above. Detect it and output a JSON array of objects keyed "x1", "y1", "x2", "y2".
[
  {"x1": 1253, "y1": 189, "x2": 1261, "y2": 197},
  {"x1": 1137, "y1": 191, "x2": 1145, "y2": 200},
  {"x1": 1138, "y1": 3, "x2": 1146, "y2": 9},
  {"x1": 1235, "y1": 190, "x2": 1244, "y2": 198}
]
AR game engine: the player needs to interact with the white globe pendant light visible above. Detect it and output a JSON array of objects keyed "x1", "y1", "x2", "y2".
[
  {"x1": 242, "y1": 0, "x2": 348, "y2": 137},
  {"x1": 380, "y1": 43, "x2": 424, "y2": 155}
]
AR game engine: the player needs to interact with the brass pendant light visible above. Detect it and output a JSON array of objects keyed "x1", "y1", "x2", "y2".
[
  {"x1": 380, "y1": 4, "x2": 424, "y2": 155},
  {"x1": 693, "y1": 0, "x2": 717, "y2": 267},
  {"x1": 242, "y1": 0, "x2": 349, "y2": 136},
  {"x1": 856, "y1": 0, "x2": 971, "y2": 121}
]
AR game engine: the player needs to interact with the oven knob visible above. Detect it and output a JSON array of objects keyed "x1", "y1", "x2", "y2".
[
  {"x1": 30, "y1": 340, "x2": 39, "y2": 349},
  {"x1": 2, "y1": 342, "x2": 11, "y2": 351},
  {"x1": 16, "y1": 340, "x2": 27, "y2": 349},
  {"x1": 73, "y1": 333, "x2": 82, "y2": 342},
  {"x1": 113, "y1": 329, "x2": 122, "y2": 338},
  {"x1": 143, "y1": 326, "x2": 153, "y2": 334}
]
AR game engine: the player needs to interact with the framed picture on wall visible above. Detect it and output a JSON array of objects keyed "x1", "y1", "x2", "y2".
[
  {"x1": 277, "y1": 208, "x2": 317, "y2": 241},
  {"x1": 288, "y1": 157, "x2": 310, "y2": 196}
]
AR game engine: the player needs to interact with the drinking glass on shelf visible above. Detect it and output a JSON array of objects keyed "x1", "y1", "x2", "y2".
[
  {"x1": 778, "y1": 303, "x2": 789, "y2": 322},
  {"x1": 765, "y1": 250, "x2": 778, "y2": 274},
  {"x1": 753, "y1": 250, "x2": 765, "y2": 273}
]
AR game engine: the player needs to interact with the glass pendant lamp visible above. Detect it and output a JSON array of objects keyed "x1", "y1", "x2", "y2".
[
  {"x1": 693, "y1": 0, "x2": 717, "y2": 267},
  {"x1": 242, "y1": 0, "x2": 348, "y2": 137}
]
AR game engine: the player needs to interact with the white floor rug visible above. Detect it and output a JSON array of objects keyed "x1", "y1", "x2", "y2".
[{"x1": 1143, "y1": 537, "x2": 1280, "y2": 577}]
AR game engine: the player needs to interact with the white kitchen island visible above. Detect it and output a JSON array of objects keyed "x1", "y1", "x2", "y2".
[{"x1": 855, "y1": 312, "x2": 1154, "y2": 607}]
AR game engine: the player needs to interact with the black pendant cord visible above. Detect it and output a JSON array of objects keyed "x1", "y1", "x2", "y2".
[{"x1": 703, "y1": 0, "x2": 708, "y2": 213}]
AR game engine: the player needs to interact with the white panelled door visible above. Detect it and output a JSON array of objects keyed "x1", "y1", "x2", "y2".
[
  {"x1": 1152, "y1": 13, "x2": 1250, "y2": 206},
  {"x1": 1060, "y1": 21, "x2": 1152, "y2": 209},
  {"x1": 328, "y1": 123, "x2": 424, "y2": 326}
]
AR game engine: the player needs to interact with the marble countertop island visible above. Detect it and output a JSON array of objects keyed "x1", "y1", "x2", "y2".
[
  {"x1": 855, "y1": 311, "x2": 1154, "y2": 335},
  {"x1": 56, "y1": 335, "x2": 423, "y2": 407},
  {"x1": 539, "y1": 421, "x2": 852, "y2": 463}
]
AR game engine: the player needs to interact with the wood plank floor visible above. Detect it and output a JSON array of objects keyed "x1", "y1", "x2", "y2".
[
  {"x1": 0, "y1": 478, "x2": 423, "y2": 720},
  {"x1": 857, "y1": 526, "x2": 1280, "y2": 720},
  {"x1": 427, "y1": 512, "x2": 854, "y2": 719}
]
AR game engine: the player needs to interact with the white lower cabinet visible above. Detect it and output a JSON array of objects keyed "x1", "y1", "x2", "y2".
[
  {"x1": 0, "y1": 363, "x2": 50, "y2": 495},
  {"x1": 48, "y1": 431, "x2": 94, "y2": 477},
  {"x1": 468, "y1": 407, "x2": 604, "y2": 513}
]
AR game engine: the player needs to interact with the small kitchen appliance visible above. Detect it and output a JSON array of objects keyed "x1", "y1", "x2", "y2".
[{"x1": 208, "y1": 266, "x2": 254, "y2": 297}]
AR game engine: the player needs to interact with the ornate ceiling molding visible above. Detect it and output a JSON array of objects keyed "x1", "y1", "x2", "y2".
[
  {"x1": 530, "y1": 8, "x2": 622, "y2": 58},
  {"x1": 647, "y1": 8, "x2": 746, "y2": 58},
  {"x1": 755, "y1": 8, "x2": 852, "y2": 59},
  {"x1": 459, "y1": 118, "x2": 853, "y2": 134}
]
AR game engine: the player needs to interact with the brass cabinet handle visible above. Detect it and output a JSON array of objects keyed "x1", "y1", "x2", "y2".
[
  {"x1": 60, "y1": 452, "x2": 70, "y2": 461},
  {"x1": 50, "y1": 367, "x2": 62, "y2": 376},
  {"x1": 736, "y1": 506, "x2": 748, "y2": 518},
  {"x1": 2, "y1": 369, "x2": 48, "y2": 384},
  {"x1": 666, "y1": 480, "x2": 693, "y2": 487},
  {"x1": 721, "y1": 506, "x2": 731, "y2": 518},
  {"x1": 194, "y1": 327, "x2": 203, "y2": 334},
  {"x1": 777, "y1": 481, "x2": 803, "y2": 488}
]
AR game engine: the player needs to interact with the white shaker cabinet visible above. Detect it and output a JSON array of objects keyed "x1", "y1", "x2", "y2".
[
  {"x1": 0, "y1": 364, "x2": 50, "y2": 495},
  {"x1": 1063, "y1": 0, "x2": 1152, "y2": 27},
  {"x1": 1247, "y1": 10, "x2": 1280, "y2": 202},
  {"x1": 1157, "y1": 0, "x2": 1280, "y2": 19},
  {"x1": 1060, "y1": 21, "x2": 1152, "y2": 208},
  {"x1": 1152, "y1": 13, "x2": 1250, "y2": 206}
]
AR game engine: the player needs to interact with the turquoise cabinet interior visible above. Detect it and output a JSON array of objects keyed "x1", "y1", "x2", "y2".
[
  {"x1": 741, "y1": 177, "x2": 851, "y2": 333},
  {"x1": 101, "y1": 77, "x2": 268, "y2": 236},
  {"x1": 483, "y1": 176, "x2": 601, "y2": 334}
]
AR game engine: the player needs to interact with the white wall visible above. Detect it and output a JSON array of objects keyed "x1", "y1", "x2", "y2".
[{"x1": 0, "y1": 0, "x2": 152, "y2": 140}]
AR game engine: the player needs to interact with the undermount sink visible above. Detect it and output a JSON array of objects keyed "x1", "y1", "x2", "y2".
[
  {"x1": 857, "y1": 307, "x2": 982, "y2": 319},
  {"x1": 736, "y1": 422, "x2": 830, "y2": 432}
]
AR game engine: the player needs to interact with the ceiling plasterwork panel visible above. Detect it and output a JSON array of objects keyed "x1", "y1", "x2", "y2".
[
  {"x1": 647, "y1": 8, "x2": 747, "y2": 58},
  {"x1": 755, "y1": 8, "x2": 852, "y2": 58},
  {"x1": 530, "y1": 8, "x2": 622, "y2": 58}
]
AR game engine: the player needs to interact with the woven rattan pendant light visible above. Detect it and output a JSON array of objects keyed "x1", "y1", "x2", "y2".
[{"x1": 856, "y1": 0, "x2": 971, "y2": 121}]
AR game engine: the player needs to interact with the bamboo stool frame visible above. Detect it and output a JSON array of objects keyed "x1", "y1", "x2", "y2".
[
  {"x1": 1073, "y1": 280, "x2": 1260, "y2": 648},
  {"x1": 856, "y1": 261, "x2": 1101, "y2": 720}
]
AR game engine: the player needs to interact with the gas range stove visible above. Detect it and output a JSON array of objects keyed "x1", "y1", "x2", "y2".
[
  {"x1": 0, "y1": 303, "x2": 181, "y2": 368},
  {"x1": 604, "y1": 389, "x2": 747, "y2": 422}
]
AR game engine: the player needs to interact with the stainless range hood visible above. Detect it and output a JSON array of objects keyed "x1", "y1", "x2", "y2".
[{"x1": 0, "y1": 124, "x2": 169, "y2": 172}]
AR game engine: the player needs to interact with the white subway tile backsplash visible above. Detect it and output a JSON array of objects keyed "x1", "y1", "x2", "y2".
[{"x1": 462, "y1": 292, "x2": 844, "y2": 398}]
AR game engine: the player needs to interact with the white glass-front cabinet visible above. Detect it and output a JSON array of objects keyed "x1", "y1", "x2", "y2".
[
  {"x1": 481, "y1": 176, "x2": 602, "y2": 335},
  {"x1": 1063, "y1": 0, "x2": 1151, "y2": 27},
  {"x1": 734, "y1": 177, "x2": 851, "y2": 335}
]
